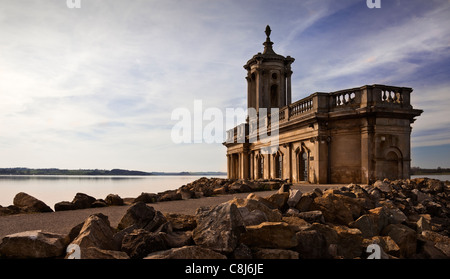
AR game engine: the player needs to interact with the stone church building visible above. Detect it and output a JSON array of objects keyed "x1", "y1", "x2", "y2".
[{"x1": 224, "y1": 26, "x2": 423, "y2": 184}]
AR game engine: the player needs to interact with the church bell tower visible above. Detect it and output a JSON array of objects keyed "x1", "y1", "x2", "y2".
[{"x1": 244, "y1": 25, "x2": 295, "y2": 112}]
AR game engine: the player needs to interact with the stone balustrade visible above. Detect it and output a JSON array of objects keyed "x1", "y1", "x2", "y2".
[{"x1": 225, "y1": 84, "x2": 414, "y2": 143}]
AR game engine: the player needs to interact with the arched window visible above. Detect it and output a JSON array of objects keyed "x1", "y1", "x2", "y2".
[
  {"x1": 270, "y1": 84, "x2": 278, "y2": 108},
  {"x1": 297, "y1": 149, "x2": 309, "y2": 182},
  {"x1": 258, "y1": 155, "x2": 264, "y2": 179},
  {"x1": 274, "y1": 152, "x2": 283, "y2": 179}
]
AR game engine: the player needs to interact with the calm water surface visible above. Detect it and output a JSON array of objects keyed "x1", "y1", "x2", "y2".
[{"x1": 0, "y1": 175, "x2": 226, "y2": 210}]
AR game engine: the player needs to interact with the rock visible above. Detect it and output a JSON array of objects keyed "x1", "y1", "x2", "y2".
[
  {"x1": 386, "y1": 207, "x2": 408, "y2": 224},
  {"x1": 117, "y1": 202, "x2": 167, "y2": 232},
  {"x1": 105, "y1": 194, "x2": 124, "y2": 206},
  {"x1": 238, "y1": 207, "x2": 268, "y2": 226},
  {"x1": 144, "y1": 245, "x2": 227, "y2": 259},
  {"x1": 91, "y1": 199, "x2": 108, "y2": 208},
  {"x1": 158, "y1": 190, "x2": 182, "y2": 202},
  {"x1": 417, "y1": 216, "x2": 431, "y2": 234},
  {"x1": 311, "y1": 192, "x2": 363, "y2": 225},
  {"x1": 160, "y1": 231, "x2": 193, "y2": 248},
  {"x1": 71, "y1": 193, "x2": 96, "y2": 209},
  {"x1": 165, "y1": 213, "x2": 197, "y2": 231},
  {"x1": 121, "y1": 229, "x2": 167, "y2": 259},
  {"x1": 374, "y1": 180, "x2": 392, "y2": 193},
  {"x1": 0, "y1": 205, "x2": 22, "y2": 216},
  {"x1": 228, "y1": 197, "x2": 282, "y2": 222},
  {"x1": 295, "y1": 194, "x2": 314, "y2": 212},
  {"x1": 71, "y1": 247, "x2": 130, "y2": 259},
  {"x1": 372, "y1": 236, "x2": 401, "y2": 258},
  {"x1": 241, "y1": 222, "x2": 297, "y2": 249},
  {"x1": 193, "y1": 202, "x2": 245, "y2": 254},
  {"x1": 13, "y1": 192, "x2": 53, "y2": 213},
  {"x1": 295, "y1": 230, "x2": 328, "y2": 259},
  {"x1": 282, "y1": 216, "x2": 311, "y2": 232},
  {"x1": 420, "y1": 230, "x2": 450, "y2": 258},
  {"x1": 350, "y1": 207, "x2": 389, "y2": 238},
  {"x1": 177, "y1": 188, "x2": 194, "y2": 200},
  {"x1": 424, "y1": 201, "x2": 443, "y2": 216},
  {"x1": 71, "y1": 213, "x2": 119, "y2": 252},
  {"x1": 381, "y1": 224, "x2": 417, "y2": 258},
  {"x1": 287, "y1": 189, "x2": 303, "y2": 208},
  {"x1": 297, "y1": 210, "x2": 325, "y2": 224},
  {"x1": 232, "y1": 243, "x2": 252, "y2": 259},
  {"x1": 411, "y1": 189, "x2": 432, "y2": 203},
  {"x1": 229, "y1": 181, "x2": 252, "y2": 193},
  {"x1": 0, "y1": 230, "x2": 68, "y2": 258},
  {"x1": 265, "y1": 192, "x2": 289, "y2": 211},
  {"x1": 54, "y1": 201, "x2": 75, "y2": 211},
  {"x1": 134, "y1": 192, "x2": 158, "y2": 203},
  {"x1": 332, "y1": 225, "x2": 363, "y2": 259},
  {"x1": 277, "y1": 183, "x2": 291, "y2": 193},
  {"x1": 253, "y1": 248, "x2": 299, "y2": 259}
]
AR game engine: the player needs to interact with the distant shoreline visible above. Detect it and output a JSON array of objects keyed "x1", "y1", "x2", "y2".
[{"x1": 0, "y1": 168, "x2": 226, "y2": 176}]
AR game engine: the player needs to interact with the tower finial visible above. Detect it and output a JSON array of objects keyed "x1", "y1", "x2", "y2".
[
  {"x1": 263, "y1": 25, "x2": 274, "y2": 54},
  {"x1": 265, "y1": 25, "x2": 271, "y2": 40}
]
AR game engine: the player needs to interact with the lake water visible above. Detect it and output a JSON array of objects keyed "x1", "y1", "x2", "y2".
[{"x1": 0, "y1": 175, "x2": 226, "y2": 210}]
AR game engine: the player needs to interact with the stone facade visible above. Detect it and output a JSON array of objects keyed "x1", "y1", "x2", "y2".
[{"x1": 224, "y1": 26, "x2": 423, "y2": 184}]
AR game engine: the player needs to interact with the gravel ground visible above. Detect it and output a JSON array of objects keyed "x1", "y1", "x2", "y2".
[{"x1": 0, "y1": 184, "x2": 341, "y2": 239}]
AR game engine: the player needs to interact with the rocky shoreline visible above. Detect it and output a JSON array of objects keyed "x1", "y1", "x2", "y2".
[
  {"x1": 0, "y1": 177, "x2": 284, "y2": 215},
  {"x1": 0, "y1": 177, "x2": 449, "y2": 259}
]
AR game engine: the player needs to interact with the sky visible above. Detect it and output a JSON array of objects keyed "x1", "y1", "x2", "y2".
[{"x1": 0, "y1": 0, "x2": 449, "y2": 172}]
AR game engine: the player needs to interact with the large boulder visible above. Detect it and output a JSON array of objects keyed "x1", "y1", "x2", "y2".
[
  {"x1": 287, "y1": 189, "x2": 303, "y2": 208},
  {"x1": 193, "y1": 202, "x2": 245, "y2": 254},
  {"x1": 238, "y1": 207, "x2": 268, "y2": 226},
  {"x1": 117, "y1": 202, "x2": 166, "y2": 231},
  {"x1": 381, "y1": 224, "x2": 417, "y2": 258},
  {"x1": 228, "y1": 197, "x2": 282, "y2": 222},
  {"x1": 240, "y1": 222, "x2": 297, "y2": 249},
  {"x1": 54, "y1": 201, "x2": 75, "y2": 212},
  {"x1": 134, "y1": 192, "x2": 159, "y2": 203},
  {"x1": 0, "y1": 230, "x2": 68, "y2": 258},
  {"x1": 350, "y1": 206, "x2": 390, "y2": 238},
  {"x1": 70, "y1": 213, "x2": 119, "y2": 252},
  {"x1": 295, "y1": 230, "x2": 328, "y2": 259},
  {"x1": 120, "y1": 229, "x2": 167, "y2": 259},
  {"x1": 144, "y1": 245, "x2": 227, "y2": 259},
  {"x1": 71, "y1": 193, "x2": 96, "y2": 209},
  {"x1": 105, "y1": 194, "x2": 124, "y2": 206},
  {"x1": 420, "y1": 230, "x2": 450, "y2": 258},
  {"x1": 311, "y1": 191, "x2": 363, "y2": 225},
  {"x1": 13, "y1": 192, "x2": 53, "y2": 213},
  {"x1": 332, "y1": 225, "x2": 363, "y2": 259},
  {"x1": 164, "y1": 213, "x2": 197, "y2": 231}
]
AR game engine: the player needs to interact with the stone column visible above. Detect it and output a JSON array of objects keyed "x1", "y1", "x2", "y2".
[
  {"x1": 227, "y1": 154, "x2": 231, "y2": 179},
  {"x1": 286, "y1": 71, "x2": 292, "y2": 105}
]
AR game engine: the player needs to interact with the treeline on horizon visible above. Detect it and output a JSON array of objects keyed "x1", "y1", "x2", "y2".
[
  {"x1": 0, "y1": 168, "x2": 226, "y2": 176},
  {"x1": 411, "y1": 167, "x2": 450, "y2": 175}
]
